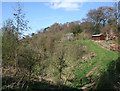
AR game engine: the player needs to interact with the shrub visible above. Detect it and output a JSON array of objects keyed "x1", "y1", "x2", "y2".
[{"x1": 78, "y1": 31, "x2": 91, "y2": 40}]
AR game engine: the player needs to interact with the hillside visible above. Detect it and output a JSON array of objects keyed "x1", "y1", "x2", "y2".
[
  {"x1": 70, "y1": 40, "x2": 118, "y2": 89},
  {"x1": 2, "y1": 2, "x2": 120, "y2": 90},
  {"x1": 2, "y1": 39, "x2": 119, "y2": 90},
  {"x1": 54, "y1": 40, "x2": 118, "y2": 90}
]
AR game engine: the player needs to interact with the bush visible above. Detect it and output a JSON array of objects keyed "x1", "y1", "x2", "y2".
[
  {"x1": 78, "y1": 31, "x2": 91, "y2": 40},
  {"x1": 112, "y1": 40, "x2": 118, "y2": 44}
]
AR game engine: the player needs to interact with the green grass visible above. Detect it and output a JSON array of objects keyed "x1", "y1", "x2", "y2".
[
  {"x1": 3, "y1": 39, "x2": 118, "y2": 90},
  {"x1": 66, "y1": 40, "x2": 118, "y2": 89}
]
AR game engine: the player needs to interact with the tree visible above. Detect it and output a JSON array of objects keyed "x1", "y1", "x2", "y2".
[
  {"x1": 118, "y1": 1, "x2": 120, "y2": 33},
  {"x1": 113, "y1": 3, "x2": 119, "y2": 26},
  {"x1": 87, "y1": 9, "x2": 103, "y2": 26},
  {"x1": 69, "y1": 21, "x2": 81, "y2": 34},
  {"x1": 2, "y1": 19, "x2": 17, "y2": 67},
  {"x1": 31, "y1": 33, "x2": 35, "y2": 36},
  {"x1": 118, "y1": 1, "x2": 120, "y2": 21},
  {"x1": 98, "y1": 7, "x2": 114, "y2": 27},
  {"x1": 13, "y1": 2, "x2": 30, "y2": 36},
  {"x1": 13, "y1": 2, "x2": 30, "y2": 71},
  {"x1": 86, "y1": 9, "x2": 103, "y2": 34},
  {"x1": 58, "y1": 50, "x2": 65, "y2": 79},
  {"x1": 86, "y1": 6, "x2": 117, "y2": 34},
  {"x1": 48, "y1": 23, "x2": 62, "y2": 32},
  {"x1": 43, "y1": 27, "x2": 50, "y2": 33},
  {"x1": 80, "y1": 21, "x2": 99, "y2": 34},
  {"x1": 53, "y1": 47, "x2": 67, "y2": 81}
]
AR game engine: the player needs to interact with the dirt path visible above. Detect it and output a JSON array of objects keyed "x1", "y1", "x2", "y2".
[{"x1": 93, "y1": 40, "x2": 110, "y2": 51}]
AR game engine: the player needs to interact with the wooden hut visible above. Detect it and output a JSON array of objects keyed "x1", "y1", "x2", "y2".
[{"x1": 91, "y1": 34, "x2": 105, "y2": 40}]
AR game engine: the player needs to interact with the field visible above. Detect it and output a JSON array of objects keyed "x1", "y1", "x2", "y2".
[{"x1": 57, "y1": 40, "x2": 118, "y2": 89}]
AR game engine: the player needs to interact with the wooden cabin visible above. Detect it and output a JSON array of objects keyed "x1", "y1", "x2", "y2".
[{"x1": 91, "y1": 34, "x2": 105, "y2": 40}]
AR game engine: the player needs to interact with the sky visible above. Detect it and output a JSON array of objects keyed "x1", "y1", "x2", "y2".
[{"x1": 2, "y1": 1, "x2": 116, "y2": 35}]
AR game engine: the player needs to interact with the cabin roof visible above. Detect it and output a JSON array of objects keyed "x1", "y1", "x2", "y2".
[{"x1": 92, "y1": 34, "x2": 102, "y2": 37}]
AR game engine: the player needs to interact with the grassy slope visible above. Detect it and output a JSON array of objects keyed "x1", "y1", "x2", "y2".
[
  {"x1": 67, "y1": 40, "x2": 118, "y2": 89},
  {"x1": 2, "y1": 39, "x2": 118, "y2": 90}
]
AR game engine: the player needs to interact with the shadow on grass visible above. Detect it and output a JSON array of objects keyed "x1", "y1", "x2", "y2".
[
  {"x1": 2, "y1": 76, "x2": 80, "y2": 91},
  {"x1": 96, "y1": 56, "x2": 120, "y2": 90}
]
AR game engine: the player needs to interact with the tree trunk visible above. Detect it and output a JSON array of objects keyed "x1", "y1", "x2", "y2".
[
  {"x1": 106, "y1": 32, "x2": 109, "y2": 40},
  {"x1": 103, "y1": 20, "x2": 106, "y2": 27},
  {"x1": 15, "y1": 52, "x2": 18, "y2": 73}
]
